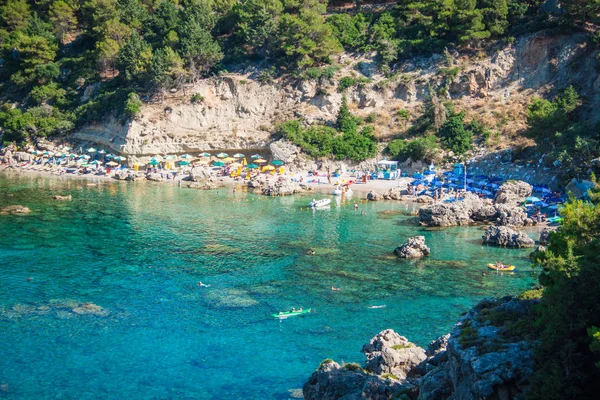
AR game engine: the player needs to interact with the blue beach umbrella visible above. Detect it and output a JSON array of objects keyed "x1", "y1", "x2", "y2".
[
  {"x1": 525, "y1": 196, "x2": 541, "y2": 203},
  {"x1": 271, "y1": 160, "x2": 284, "y2": 166}
]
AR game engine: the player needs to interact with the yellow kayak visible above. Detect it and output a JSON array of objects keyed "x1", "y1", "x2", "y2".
[{"x1": 487, "y1": 263, "x2": 515, "y2": 271}]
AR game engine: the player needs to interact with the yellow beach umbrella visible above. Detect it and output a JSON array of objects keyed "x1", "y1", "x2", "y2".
[
  {"x1": 255, "y1": 158, "x2": 267, "y2": 163},
  {"x1": 223, "y1": 157, "x2": 236, "y2": 163},
  {"x1": 262, "y1": 165, "x2": 275, "y2": 172},
  {"x1": 133, "y1": 162, "x2": 145, "y2": 167}
]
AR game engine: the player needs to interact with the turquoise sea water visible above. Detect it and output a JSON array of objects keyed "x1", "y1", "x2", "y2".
[{"x1": 0, "y1": 174, "x2": 536, "y2": 399}]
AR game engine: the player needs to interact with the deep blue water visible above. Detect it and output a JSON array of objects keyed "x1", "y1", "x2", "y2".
[{"x1": 0, "y1": 174, "x2": 536, "y2": 399}]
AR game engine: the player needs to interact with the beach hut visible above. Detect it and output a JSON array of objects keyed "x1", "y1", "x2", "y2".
[{"x1": 376, "y1": 160, "x2": 399, "y2": 180}]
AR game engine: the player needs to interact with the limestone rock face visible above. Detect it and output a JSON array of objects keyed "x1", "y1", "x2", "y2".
[
  {"x1": 362, "y1": 329, "x2": 427, "y2": 379},
  {"x1": 383, "y1": 186, "x2": 408, "y2": 200},
  {"x1": 416, "y1": 195, "x2": 434, "y2": 204},
  {"x1": 482, "y1": 226, "x2": 535, "y2": 248},
  {"x1": 394, "y1": 236, "x2": 431, "y2": 258},
  {"x1": 494, "y1": 203, "x2": 528, "y2": 227},
  {"x1": 493, "y1": 181, "x2": 532, "y2": 205}
]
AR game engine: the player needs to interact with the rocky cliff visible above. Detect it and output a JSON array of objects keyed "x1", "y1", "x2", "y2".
[
  {"x1": 303, "y1": 297, "x2": 538, "y2": 400},
  {"x1": 71, "y1": 31, "x2": 596, "y2": 160}
]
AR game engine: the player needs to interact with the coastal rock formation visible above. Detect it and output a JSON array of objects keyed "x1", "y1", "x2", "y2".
[
  {"x1": 362, "y1": 329, "x2": 427, "y2": 378},
  {"x1": 187, "y1": 181, "x2": 217, "y2": 190},
  {"x1": 482, "y1": 226, "x2": 535, "y2": 248},
  {"x1": 415, "y1": 195, "x2": 434, "y2": 204},
  {"x1": 367, "y1": 190, "x2": 382, "y2": 201},
  {"x1": 304, "y1": 298, "x2": 538, "y2": 400},
  {"x1": 539, "y1": 227, "x2": 555, "y2": 245},
  {"x1": 493, "y1": 181, "x2": 532, "y2": 205},
  {"x1": 419, "y1": 183, "x2": 532, "y2": 228},
  {"x1": 0, "y1": 205, "x2": 31, "y2": 215},
  {"x1": 383, "y1": 186, "x2": 408, "y2": 200},
  {"x1": 262, "y1": 177, "x2": 302, "y2": 196},
  {"x1": 53, "y1": 195, "x2": 72, "y2": 201},
  {"x1": 394, "y1": 236, "x2": 431, "y2": 258}
]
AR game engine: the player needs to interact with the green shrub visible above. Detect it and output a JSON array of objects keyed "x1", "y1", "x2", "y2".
[
  {"x1": 365, "y1": 112, "x2": 377, "y2": 123},
  {"x1": 342, "y1": 362, "x2": 362, "y2": 372},
  {"x1": 381, "y1": 373, "x2": 398, "y2": 380},
  {"x1": 191, "y1": 93, "x2": 204, "y2": 103},
  {"x1": 391, "y1": 343, "x2": 413, "y2": 350},
  {"x1": 519, "y1": 288, "x2": 544, "y2": 300},
  {"x1": 338, "y1": 76, "x2": 357, "y2": 91},
  {"x1": 387, "y1": 135, "x2": 439, "y2": 162},
  {"x1": 319, "y1": 358, "x2": 334, "y2": 369},
  {"x1": 124, "y1": 92, "x2": 143, "y2": 118},
  {"x1": 438, "y1": 112, "x2": 472, "y2": 155}
]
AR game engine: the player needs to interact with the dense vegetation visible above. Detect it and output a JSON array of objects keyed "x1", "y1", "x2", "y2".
[
  {"x1": 0, "y1": 0, "x2": 596, "y2": 145},
  {"x1": 529, "y1": 181, "x2": 600, "y2": 399},
  {"x1": 276, "y1": 96, "x2": 376, "y2": 162}
]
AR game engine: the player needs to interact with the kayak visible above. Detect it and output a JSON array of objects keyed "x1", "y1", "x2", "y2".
[
  {"x1": 547, "y1": 216, "x2": 563, "y2": 224},
  {"x1": 309, "y1": 199, "x2": 331, "y2": 208},
  {"x1": 272, "y1": 309, "x2": 311, "y2": 319},
  {"x1": 487, "y1": 263, "x2": 516, "y2": 271}
]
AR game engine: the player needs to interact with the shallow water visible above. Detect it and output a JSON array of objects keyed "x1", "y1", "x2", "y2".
[{"x1": 0, "y1": 174, "x2": 536, "y2": 399}]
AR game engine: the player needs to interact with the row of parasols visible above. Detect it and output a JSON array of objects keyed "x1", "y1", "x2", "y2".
[{"x1": 28, "y1": 147, "x2": 284, "y2": 170}]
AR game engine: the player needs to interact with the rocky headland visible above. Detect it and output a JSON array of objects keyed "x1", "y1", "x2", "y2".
[{"x1": 304, "y1": 296, "x2": 538, "y2": 400}]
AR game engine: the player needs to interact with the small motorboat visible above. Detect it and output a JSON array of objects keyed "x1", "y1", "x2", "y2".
[
  {"x1": 487, "y1": 263, "x2": 516, "y2": 271},
  {"x1": 309, "y1": 198, "x2": 331, "y2": 208},
  {"x1": 272, "y1": 308, "x2": 311, "y2": 319}
]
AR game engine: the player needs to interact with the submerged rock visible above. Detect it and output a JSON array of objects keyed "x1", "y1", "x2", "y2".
[
  {"x1": 71, "y1": 302, "x2": 109, "y2": 317},
  {"x1": 394, "y1": 236, "x2": 431, "y2": 258},
  {"x1": 482, "y1": 226, "x2": 535, "y2": 248},
  {"x1": 0, "y1": 205, "x2": 31, "y2": 215}
]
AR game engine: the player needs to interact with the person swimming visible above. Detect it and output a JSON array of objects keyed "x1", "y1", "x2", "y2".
[
  {"x1": 198, "y1": 281, "x2": 210, "y2": 287},
  {"x1": 331, "y1": 286, "x2": 341, "y2": 291}
]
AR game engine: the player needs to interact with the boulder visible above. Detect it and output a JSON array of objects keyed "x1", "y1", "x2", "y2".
[
  {"x1": 53, "y1": 195, "x2": 72, "y2": 201},
  {"x1": 419, "y1": 193, "x2": 484, "y2": 226},
  {"x1": 383, "y1": 186, "x2": 408, "y2": 200},
  {"x1": 14, "y1": 151, "x2": 32, "y2": 162},
  {"x1": 415, "y1": 195, "x2": 434, "y2": 204},
  {"x1": 187, "y1": 181, "x2": 217, "y2": 190},
  {"x1": 0, "y1": 205, "x2": 31, "y2": 215},
  {"x1": 565, "y1": 178, "x2": 595, "y2": 199},
  {"x1": 394, "y1": 236, "x2": 431, "y2": 258},
  {"x1": 482, "y1": 226, "x2": 535, "y2": 248},
  {"x1": 493, "y1": 181, "x2": 532, "y2": 205},
  {"x1": 367, "y1": 190, "x2": 382, "y2": 201},
  {"x1": 539, "y1": 227, "x2": 555, "y2": 245},
  {"x1": 146, "y1": 173, "x2": 164, "y2": 182},
  {"x1": 494, "y1": 203, "x2": 528, "y2": 227},
  {"x1": 362, "y1": 329, "x2": 427, "y2": 379}
]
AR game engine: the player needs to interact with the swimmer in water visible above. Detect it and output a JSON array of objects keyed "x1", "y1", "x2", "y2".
[
  {"x1": 198, "y1": 281, "x2": 210, "y2": 288},
  {"x1": 331, "y1": 286, "x2": 341, "y2": 291},
  {"x1": 361, "y1": 211, "x2": 366, "y2": 215}
]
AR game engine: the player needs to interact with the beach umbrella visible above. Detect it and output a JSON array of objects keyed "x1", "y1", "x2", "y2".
[
  {"x1": 251, "y1": 154, "x2": 261, "y2": 159},
  {"x1": 152, "y1": 155, "x2": 163, "y2": 162},
  {"x1": 81, "y1": 154, "x2": 91, "y2": 159},
  {"x1": 148, "y1": 159, "x2": 160, "y2": 166},
  {"x1": 179, "y1": 160, "x2": 191, "y2": 166},
  {"x1": 105, "y1": 153, "x2": 114, "y2": 159},
  {"x1": 164, "y1": 155, "x2": 177, "y2": 160},
  {"x1": 62, "y1": 146, "x2": 72, "y2": 151},
  {"x1": 106, "y1": 161, "x2": 119, "y2": 167},
  {"x1": 213, "y1": 161, "x2": 225, "y2": 167},
  {"x1": 223, "y1": 157, "x2": 236, "y2": 163},
  {"x1": 271, "y1": 160, "x2": 284, "y2": 166},
  {"x1": 525, "y1": 196, "x2": 541, "y2": 203},
  {"x1": 233, "y1": 153, "x2": 245, "y2": 158},
  {"x1": 132, "y1": 162, "x2": 145, "y2": 167},
  {"x1": 90, "y1": 160, "x2": 101, "y2": 165},
  {"x1": 254, "y1": 158, "x2": 267, "y2": 163},
  {"x1": 87, "y1": 147, "x2": 97, "y2": 153},
  {"x1": 262, "y1": 165, "x2": 275, "y2": 171},
  {"x1": 201, "y1": 152, "x2": 211, "y2": 157},
  {"x1": 80, "y1": 163, "x2": 89, "y2": 167},
  {"x1": 247, "y1": 163, "x2": 259, "y2": 169},
  {"x1": 181, "y1": 154, "x2": 193, "y2": 159},
  {"x1": 114, "y1": 156, "x2": 127, "y2": 161},
  {"x1": 216, "y1": 152, "x2": 228, "y2": 158},
  {"x1": 98, "y1": 150, "x2": 106, "y2": 154}
]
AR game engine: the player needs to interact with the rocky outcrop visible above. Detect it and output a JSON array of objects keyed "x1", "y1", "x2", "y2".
[
  {"x1": 0, "y1": 205, "x2": 31, "y2": 215},
  {"x1": 482, "y1": 226, "x2": 535, "y2": 248},
  {"x1": 538, "y1": 227, "x2": 555, "y2": 245},
  {"x1": 262, "y1": 177, "x2": 303, "y2": 196},
  {"x1": 367, "y1": 190, "x2": 383, "y2": 201},
  {"x1": 383, "y1": 186, "x2": 408, "y2": 201},
  {"x1": 394, "y1": 236, "x2": 431, "y2": 258},
  {"x1": 415, "y1": 195, "x2": 434, "y2": 204},
  {"x1": 493, "y1": 181, "x2": 532, "y2": 205},
  {"x1": 53, "y1": 195, "x2": 72, "y2": 201},
  {"x1": 362, "y1": 329, "x2": 427, "y2": 378},
  {"x1": 419, "y1": 183, "x2": 532, "y2": 228},
  {"x1": 304, "y1": 298, "x2": 538, "y2": 400}
]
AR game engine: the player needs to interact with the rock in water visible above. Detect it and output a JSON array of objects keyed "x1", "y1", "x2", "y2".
[
  {"x1": 482, "y1": 226, "x2": 535, "y2": 248},
  {"x1": 367, "y1": 190, "x2": 382, "y2": 201},
  {"x1": 361, "y1": 329, "x2": 427, "y2": 379},
  {"x1": 394, "y1": 236, "x2": 431, "y2": 258},
  {"x1": 0, "y1": 205, "x2": 31, "y2": 215}
]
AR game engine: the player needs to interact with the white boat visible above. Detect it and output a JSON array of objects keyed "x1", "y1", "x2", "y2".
[{"x1": 309, "y1": 198, "x2": 331, "y2": 208}]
